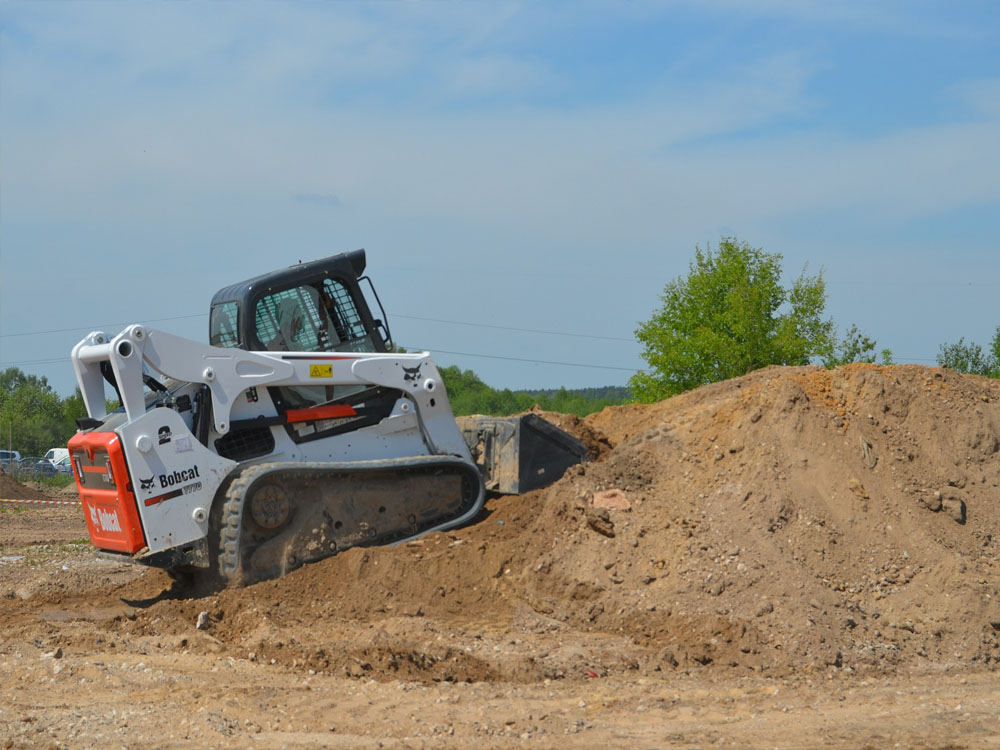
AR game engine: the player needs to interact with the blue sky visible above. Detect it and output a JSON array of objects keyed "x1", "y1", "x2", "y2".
[{"x1": 1, "y1": 1, "x2": 998, "y2": 397}]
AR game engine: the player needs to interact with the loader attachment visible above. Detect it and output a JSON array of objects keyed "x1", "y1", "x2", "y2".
[{"x1": 458, "y1": 413, "x2": 587, "y2": 495}]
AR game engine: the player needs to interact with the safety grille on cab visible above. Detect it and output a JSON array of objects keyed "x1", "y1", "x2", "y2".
[{"x1": 215, "y1": 426, "x2": 275, "y2": 462}]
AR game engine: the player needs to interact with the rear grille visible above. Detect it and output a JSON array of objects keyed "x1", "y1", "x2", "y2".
[
  {"x1": 73, "y1": 449, "x2": 119, "y2": 491},
  {"x1": 215, "y1": 426, "x2": 275, "y2": 462}
]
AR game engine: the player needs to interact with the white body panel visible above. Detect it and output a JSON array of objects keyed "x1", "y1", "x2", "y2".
[{"x1": 120, "y1": 408, "x2": 237, "y2": 552}]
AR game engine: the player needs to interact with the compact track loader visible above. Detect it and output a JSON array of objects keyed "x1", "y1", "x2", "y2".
[{"x1": 68, "y1": 251, "x2": 584, "y2": 583}]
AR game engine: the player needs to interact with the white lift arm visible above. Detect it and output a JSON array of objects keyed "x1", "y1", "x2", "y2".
[{"x1": 71, "y1": 325, "x2": 458, "y2": 440}]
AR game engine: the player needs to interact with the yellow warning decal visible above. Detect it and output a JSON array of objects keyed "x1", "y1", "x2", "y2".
[{"x1": 310, "y1": 364, "x2": 333, "y2": 378}]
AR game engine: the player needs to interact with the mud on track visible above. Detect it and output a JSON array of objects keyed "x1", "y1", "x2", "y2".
[{"x1": 2, "y1": 363, "x2": 1000, "y2": 748}]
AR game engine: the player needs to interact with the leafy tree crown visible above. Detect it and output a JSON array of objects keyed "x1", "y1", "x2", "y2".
[{"x1": 630, "y1": 238, "x2": 834, "y2": 402}]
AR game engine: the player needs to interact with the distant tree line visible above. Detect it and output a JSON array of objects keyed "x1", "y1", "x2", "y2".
[
  {"x1": 516, "y1": 385, "x2": 630, "y2": 403},
  {"x1": 935, "y1": 328, "x2": 1000, "y2": 377},
  {"x1": 440, "y1": 366, "x2": 626, "y2": 417},
  {"x1": 1, "y1": 369, "x2": 85, "y2": 459}
]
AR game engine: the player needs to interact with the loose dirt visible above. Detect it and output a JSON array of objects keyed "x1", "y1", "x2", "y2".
[{"x1": 2, "y1": 363, "x2": 999, "y2": 748}]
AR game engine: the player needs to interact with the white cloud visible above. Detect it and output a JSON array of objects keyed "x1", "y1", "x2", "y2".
[{"x1": 5, "y1": 59, "x2": 997, "y2": 249}]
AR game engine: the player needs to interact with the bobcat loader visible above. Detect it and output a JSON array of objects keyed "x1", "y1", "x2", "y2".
[{"x1": 68, "y1": 250, "x2": 584, "y2": 583}]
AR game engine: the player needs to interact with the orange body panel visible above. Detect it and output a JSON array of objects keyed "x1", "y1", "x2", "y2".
[{"x1": 68, "y1": 431, "x2": 146, "y2": 554}]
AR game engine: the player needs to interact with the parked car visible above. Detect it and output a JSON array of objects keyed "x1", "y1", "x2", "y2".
[
  {"x1": 33, "y1": 459, "x2": 57, "y2": 477},
  {"x1": 15, "y1": 457, "x2": 44, "y2": 477},
  {"x1": 0, "y1": 450, "x2": 22, "y2": 470},
  {"x1": 53, "y1": 454, "x2": 74, "y2": 476},
  {"x1": 43, "y1": 448, "x2": 69, "y2": 464}
]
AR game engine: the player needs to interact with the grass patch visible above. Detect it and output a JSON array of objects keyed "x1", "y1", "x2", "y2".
[
  {"x1": 53, "y1": 540, "x2": 93, "y2": 555},
  {"x1": 32, "y1": 475, "x2": 76, "y2": 490}
]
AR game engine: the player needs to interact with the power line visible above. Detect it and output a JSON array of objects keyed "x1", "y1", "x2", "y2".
[
  {"x1": 1, "y1": 312, "x2": 634, "y2": 344},
  {"x1": 0, "y1": 311, "x2": 943, "y2": 372},
  {"x1": 403, "y1": 345, "x2": 638, "y2": 372},
  {"x1": 390, "y1": 313, "x2": 635, "y2": 342},
  {"x1": 0, "y1": 357, "x2": 71, "y2": 367},
  {"x1": 0, "y1": 313, "x2": 208, "y2": 339},
  {"x1": 1, "y1": 346, "x2": 637, "y2": 374}
]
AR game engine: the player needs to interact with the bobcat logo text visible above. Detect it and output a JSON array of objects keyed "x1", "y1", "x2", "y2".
[
  {"x1": 89, "y1": 505, "x2": 122, "y2": 534},
  {"x1": 158, "y1": 465, "x2": 201, "y2": 488}
]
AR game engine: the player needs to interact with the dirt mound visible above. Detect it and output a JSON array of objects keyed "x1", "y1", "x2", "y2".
[
  {"x1": 103, "y1": 363, "x2": 1000, "y2": 683},
  {"x1": 541, "y1": 363, "x2": 1000, "y2": 673},
  {"x1": 0, "y1": 471, "x2": 53, "y2": 501}
]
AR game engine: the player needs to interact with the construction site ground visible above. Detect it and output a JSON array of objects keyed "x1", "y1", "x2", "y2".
[{"x1": 2, "y1": 363, "x2": 999, "y2": 749}]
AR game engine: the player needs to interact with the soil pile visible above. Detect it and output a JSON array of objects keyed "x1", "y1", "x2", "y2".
[
  {"x1": 542, "y1": 363, "x2": 1000, "y2": 674},
  {"x1": 101, "y1": 363, "x2": 1000, "y2": 683},
  {"x1": 0, "y1": 471, "x2": 52, "y2": 502}
]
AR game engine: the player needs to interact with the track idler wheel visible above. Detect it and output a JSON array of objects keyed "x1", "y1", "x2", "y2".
[{"x1": 248, "y1": 483, "x2": 291, "y2": 530}]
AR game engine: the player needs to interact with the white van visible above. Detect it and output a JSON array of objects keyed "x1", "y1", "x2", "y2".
[{"x1": 44, "y1": 448, "x2": 69, "y2": 464}]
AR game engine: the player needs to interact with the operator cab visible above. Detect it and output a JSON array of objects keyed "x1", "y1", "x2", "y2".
[
  {"x1": 207, "y1": 249, "x2": 397, "y2": 424},
  {"x1": 208, "y1": 249, "x2": 391, "y2": 355}
]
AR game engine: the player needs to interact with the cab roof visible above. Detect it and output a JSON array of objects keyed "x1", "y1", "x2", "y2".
[{"x1": 209, "y1": 249, "x2": 367, "y2": 308}]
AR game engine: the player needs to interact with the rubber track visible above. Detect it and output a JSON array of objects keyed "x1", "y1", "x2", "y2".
[
  {"x1": 218, "y1": 463, "x2": 264, "y2": 581},
  {"x1": 217, "y1": 457, "x2": 484, "y2": 584}
]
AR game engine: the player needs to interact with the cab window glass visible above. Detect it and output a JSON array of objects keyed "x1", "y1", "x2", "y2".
[
  {"x1": 209, "y1": 302, "x2": 240, "y2": 348},
  {"x1": 256, "y1": 286, "x2": 323, "y2": 351},
  {"x1": 255, "y1": 281, "x2": 376, "y2": 353},
  {"x1": 321, "y1": 278, "x2": 375, "y2": 352}
]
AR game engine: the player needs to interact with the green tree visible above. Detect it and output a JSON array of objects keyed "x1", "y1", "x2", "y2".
[
  {"x1": 991, "y1": 326, "x2": 1000, "y2": 376},
  {"x1": 0, "y1": 368, "x2": 72, "y2": 457},
  {"x1": 630, "y1": 238, "x2": 835, "y2": 402},
  {"x1": 936, "y1": 328, "x2": 1000, "y2": 377},
  {"x1": 824, "y1": 324, "x2": 889, "y2": 368}
]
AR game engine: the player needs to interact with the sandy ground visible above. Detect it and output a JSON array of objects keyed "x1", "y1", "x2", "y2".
[{"x1": 2, "y1": 363, "x2": 1000, "y2": 749}]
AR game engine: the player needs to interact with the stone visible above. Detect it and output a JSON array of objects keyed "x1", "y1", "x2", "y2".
[
  {"x1": 592, "y1": 489, "x2": 631, "y2": 511},
  {"x1": 586, "y1": 508, "x2": 616, "y2": 538},
  {"x1": 920, "y1": 493, "x2": 942, "y2": 512},
  {"x1": 848, "y1": 479, "x2": 869, "y2": 499},
  {"x1": 942, "y1": 496, "x2": 966, "y2": 524}
]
